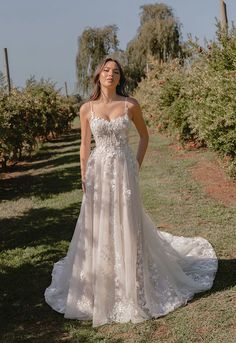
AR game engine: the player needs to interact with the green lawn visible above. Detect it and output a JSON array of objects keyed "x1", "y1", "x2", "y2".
[{"x1": 0, "y1": 118, "x2": 235, "y2": 343}]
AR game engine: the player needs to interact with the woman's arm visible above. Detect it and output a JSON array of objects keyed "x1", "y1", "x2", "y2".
[
  {"x1": 129, "y1": 98, "x2": 149, "y2": 168},
  {"x1": 79, "y1": 102, "x2": 92, "y2": 192}
]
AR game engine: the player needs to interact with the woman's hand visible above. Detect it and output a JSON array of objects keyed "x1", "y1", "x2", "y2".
[
  {"x1": 82, "y1": 179, "x2": 86, "y2": 193},
  {"x1": 136, "y1": 158, "x2": 141, "y2": 171}
]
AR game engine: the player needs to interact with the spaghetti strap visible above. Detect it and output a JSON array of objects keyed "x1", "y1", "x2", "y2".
[
  {"x1": 90, "y1": 101, "x2": 94, "y2": 114},
  {"x1": 89, "y1": 101, "x2": 95, "y2": 121},
  {"x1": 124, "y1": 97, "x2": 128, "y2": 113}
]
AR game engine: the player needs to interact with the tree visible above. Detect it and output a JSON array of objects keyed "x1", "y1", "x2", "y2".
[
  {"x1": 126, "y1": 3, "x2": 184, "y2": 91},
  {"x1": 0, "y1": 71, "x2": 7, "y2": 93},
  {"x1": 76, "y1": 25, "x2": 119, "y2": 96}
]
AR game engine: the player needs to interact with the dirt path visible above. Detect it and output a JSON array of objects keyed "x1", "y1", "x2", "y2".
[{"x1": 168, "y1": 141, "x2": 236, "y2": 206}]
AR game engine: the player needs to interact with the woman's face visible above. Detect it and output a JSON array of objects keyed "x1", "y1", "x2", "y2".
[{"x1": 99, "y1": 61, "x2": 120, "y2": 89}]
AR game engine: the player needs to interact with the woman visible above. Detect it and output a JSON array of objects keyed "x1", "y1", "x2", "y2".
[{"x1": 44, "y1": 57, "x2": 218, "y2": 327}]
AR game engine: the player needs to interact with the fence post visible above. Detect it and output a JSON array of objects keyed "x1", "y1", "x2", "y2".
[
  {"x1": 64, "y1": 81, "x2": 68, "y2": 98},
  {"x1": 220, "y1": 0, "x2": 228, "y2": 33},
  {"x1": 3, "y1": 48, "x2": 11, "y2": 95}
]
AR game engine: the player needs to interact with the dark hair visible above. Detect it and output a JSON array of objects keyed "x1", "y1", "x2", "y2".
[{"x1": 89, "y1": 57, "x2": 128, "y2": 101}]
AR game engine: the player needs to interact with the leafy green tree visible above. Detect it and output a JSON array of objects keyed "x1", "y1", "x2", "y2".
[
  {"x1": 208, "y1": 21, "x2": 236, "y2": 71},
  {"x1": 0, "y1": 71, "x2": 7, "y2": 93},
  {"x1": 76, "y1": 25, "x2": 119, "y2": 96},
  {"x1": 134, "y1": 20, "x2": 236, "y2": 178},
  {"x1": 126, "y1": 3, "x2": 184, "y2": 91}
]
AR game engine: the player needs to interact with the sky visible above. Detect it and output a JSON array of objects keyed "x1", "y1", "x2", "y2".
[{"x1": 0, "y1": 0, "x2": 235, "y2": 95}]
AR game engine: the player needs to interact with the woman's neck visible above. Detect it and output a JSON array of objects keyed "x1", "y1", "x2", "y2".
[{"x1": 99, "y1": 88, "x2": 118, "y2": 103}]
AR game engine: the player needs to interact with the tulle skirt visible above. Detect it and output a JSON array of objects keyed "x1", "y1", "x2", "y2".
[{"x1": 44, "y1": 145, "x2": 218, "y2": 327}]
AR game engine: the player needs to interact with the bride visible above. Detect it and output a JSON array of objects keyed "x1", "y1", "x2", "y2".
[{"x1": 44, "y1": 57, "x2": 218, "y2": 327}]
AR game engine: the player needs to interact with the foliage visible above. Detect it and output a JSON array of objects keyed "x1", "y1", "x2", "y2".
[
  {"x1": 76, "y1": 25, "x2": 119, "y2": 96},
  {"x1": 75, "y1": 4, "x2": 185, "y2": 95},
  {"x1": 0, "y1": 70, "x2": 7, "y2": 93},
  {"x1": 0, "y1": 79, "x2": 77, "y2": 169},
  {"x1": 134, "y1": 24, "x2": 236, "y2": 177},
  {"x1": 126, "y1": 3, "x2": 184, "y2": 92}
]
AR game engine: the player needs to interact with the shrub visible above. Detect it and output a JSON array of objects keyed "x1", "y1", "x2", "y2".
[
  {"x1": 133, "y1": 24, "x2": 236, "y2": 178},
  {"x1": 0, "y1": 80, "x2": 77, "y2": 169}
]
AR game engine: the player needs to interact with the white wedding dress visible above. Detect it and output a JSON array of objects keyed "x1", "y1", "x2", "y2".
[{"x1": 44, "y1": 98, "x2": 218, "y2": 327}]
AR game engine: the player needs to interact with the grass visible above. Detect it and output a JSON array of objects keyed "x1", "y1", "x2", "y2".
[{"x1": 0, "y1": 117, "x2": 235, "y2": 343}]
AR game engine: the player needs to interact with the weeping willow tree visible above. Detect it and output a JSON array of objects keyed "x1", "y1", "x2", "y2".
[
  {"x1": 76, "y1": 25, "x2": 119, "y2": 96},
  {"x1": 126, "y1": 3, "x2": 184, "y2": 91}
]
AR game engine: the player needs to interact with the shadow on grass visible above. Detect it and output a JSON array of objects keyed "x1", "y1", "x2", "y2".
[
  {"x1": 0, "y1": 163, "x2": 82, "y2": 201},
  {"x1": 215, "y1": 258, "x2": 236, "y2": 291},
  {"x1": 15, "y1": 142, "x2": 81, "y2": 173},
  {"x1": 0, "y1": 129, "x2": 81, "y2": 173},
  {"x1": 191, "y1": 258, "x2": 236, "y2": 301},
  {"x1": 45, "y1": 129, "x2": 81, "y2": 144},
  {"x1": 0, "y1": 129, "x2": 83, "y2": 201},
  {"x1": 0, "y1": 202, "x2": 82, "y2": 251}
]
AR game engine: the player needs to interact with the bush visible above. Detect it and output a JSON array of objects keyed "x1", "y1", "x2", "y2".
[
  {"x1": 0, "y1": 80, "x2": 77, "y2": 169},
  {"x1": 133, "y1": 25, "x2": 236, "y2": 178}
]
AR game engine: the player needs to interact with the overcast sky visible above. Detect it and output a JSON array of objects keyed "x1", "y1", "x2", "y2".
[{"x1": 0, "y1": 0, "x2": 235, "y2": 95}]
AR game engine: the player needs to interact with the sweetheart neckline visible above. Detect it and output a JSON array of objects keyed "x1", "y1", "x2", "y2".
[{"x1": 90, "y1": 111, "x2": 130, "y2": 123}]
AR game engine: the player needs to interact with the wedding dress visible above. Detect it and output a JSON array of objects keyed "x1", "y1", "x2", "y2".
[{"x1": 44, "y1": 98, "x2": 218, "y2": 327}]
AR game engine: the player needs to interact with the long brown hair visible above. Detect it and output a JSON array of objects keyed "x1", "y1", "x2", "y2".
[{"x1": 89, "y1": 57, "x2": 129, "y2": 101}]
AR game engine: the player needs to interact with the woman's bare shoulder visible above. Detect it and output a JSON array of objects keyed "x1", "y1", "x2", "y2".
[
  {"x1": 126, "y1": 96, "x2": 140, "y2": 109},
  {"x1": 79, "y1": 101, "x2": 91, "y2": 119}
]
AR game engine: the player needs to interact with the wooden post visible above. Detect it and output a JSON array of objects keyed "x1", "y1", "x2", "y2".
[
  {"x1": 220, "y1": 0, "x2": 228, "y2": 33},
  {"x1": 64, "y1": 81, "x2": 68, "y2": 98},
  {"x1": 3, "y1": 48, "x2": 11, "y2": 94}
]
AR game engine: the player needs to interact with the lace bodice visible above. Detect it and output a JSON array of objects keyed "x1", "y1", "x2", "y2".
[{"x1": 89, "y1": 98, "x2": 131, "y2": 153}]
